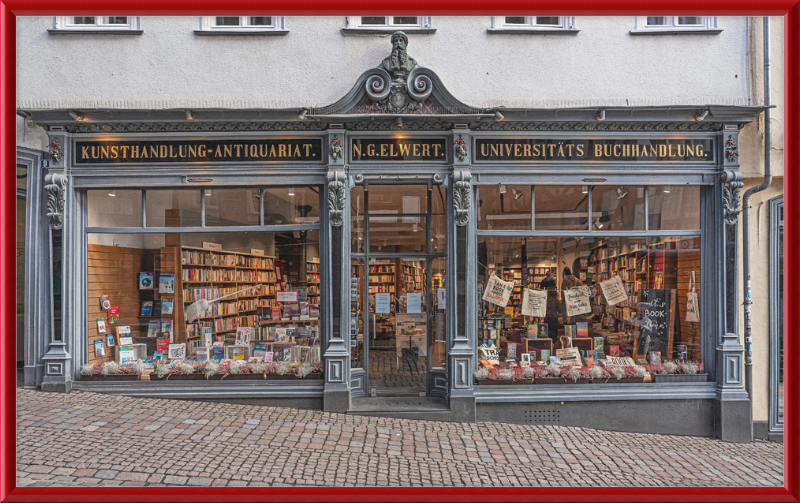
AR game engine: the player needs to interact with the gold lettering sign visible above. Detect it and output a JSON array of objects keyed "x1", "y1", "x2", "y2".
[
  {"x1": 475, "y1": 139, "x2": 714, "y2": 162},
  {"x1": 73, "y1": 139, "x2": 323, "y2": 165},
  {"x1": 350, "y1": 139, "x2": 448, "y2": 162}
]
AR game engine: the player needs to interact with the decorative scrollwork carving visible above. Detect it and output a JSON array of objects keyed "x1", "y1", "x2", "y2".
[
  {"x1": 723, "y1": 181, "x2": 744, "y2": 225},
  {"x1": 64, "y1": 121, "x2": 330, "y2": 134},
  {"x1": 364, "y1": 69, "x2": 392, "y2": 103},
  {"x1": 469, "y1": 121, "x2": 726, "y2": 132},
  {"x1": 328, "y1": 179, "x2": 346, "y2": 227},
  {"x1": 407, "y1": 68, "x2": 433, "y2": 102},
  {"x1": 453, "y1": 180, "x2": 471, "y2": 227},
  {"x1": 44, "y1": 174, "x2": 67, "y2": 230}
]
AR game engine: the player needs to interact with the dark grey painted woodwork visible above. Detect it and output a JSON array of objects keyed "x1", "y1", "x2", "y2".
[{"x1": 768, "y1": 196, "x2": 784, "y2": 436}]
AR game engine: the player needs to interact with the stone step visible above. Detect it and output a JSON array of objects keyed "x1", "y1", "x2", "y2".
[{"x1": 347, "y1": 396, "x2": 454, "y2": 421}]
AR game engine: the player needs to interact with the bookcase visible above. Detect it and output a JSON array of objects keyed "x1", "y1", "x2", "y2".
[
  {"x1": 526, "y1": 266, "x2": 557, "y2": 289},
  {"x1": 178, "y1": 246, "x2": 277, "y2": 348},
  {"x1": 307, "y1": 259, "x2": 320, "y2": 305}
]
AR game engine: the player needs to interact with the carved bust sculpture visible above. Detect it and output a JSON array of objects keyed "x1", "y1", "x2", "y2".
[{"x1": 381, "y1": 31, "x2": 417, "y2": 73}]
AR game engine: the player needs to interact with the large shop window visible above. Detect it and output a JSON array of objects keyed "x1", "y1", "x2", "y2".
[
  {"x1": 476, "y1": 185, "x2": 703, "y2": 384},
  {"x1": 83, "y1": 188, "x2": 323, "y2": 381}
]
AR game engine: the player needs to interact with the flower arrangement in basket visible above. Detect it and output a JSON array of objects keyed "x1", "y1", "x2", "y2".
[
  {"x1": 49, "y1": 139, "x2": 63, "y2": 164},
  {"x1": 454, "y1": 136, "x2": 467, "y2": 161},
  {"x1": 678, "y1": 361, "x2": 703, "y2": 374},
  {"x1": 330, "y1": 137, "x2": 343, "y2": 160},
  {"x1": 79, "y1": 361, "x2": 142, "y2": 380},
  {"x1": 560, "y1": 365, "x2": 592, "y2": 383}
]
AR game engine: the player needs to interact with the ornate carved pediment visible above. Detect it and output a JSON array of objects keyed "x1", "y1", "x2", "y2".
[{"x1": 313, "y1": 31, "x2": 484, "y2": 116}]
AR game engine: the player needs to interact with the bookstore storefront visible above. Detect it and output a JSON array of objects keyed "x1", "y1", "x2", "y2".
[{"x1": 22, "y1": 35, "x2": 764, "y2": 441}]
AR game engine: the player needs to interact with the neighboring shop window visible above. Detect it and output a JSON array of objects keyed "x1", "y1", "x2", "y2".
[
  {"x1": 476, "y1": 185, "x2": 703, "y2": 383},
  {"x1": 632, "y1": 16, "x2": 720, "y2": 34},
  {"x1": 83, "y1": 187, "x2": 323, "y2": 381},
  {"x1": 52, "y1": 16, "x2": 140, "y2": 31},
  {"x1": 344, "y1": 17, "x2": 433, "y2": 33},
  {"x1": 490, "y1": 16, "x2": 577, "y2": 31}
]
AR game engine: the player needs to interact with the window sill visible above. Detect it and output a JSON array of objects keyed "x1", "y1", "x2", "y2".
[
  {"x1": 630, "y1": 29, "x2": 722, "y2": 36},
  {"x1": 194, "y1": 30, "x2": 289, "y2": 36},
  {"x1": 48, "y1": 29, "x2": 143, "y2": 35},
  {"x1": 341, "y1": 28, "x2": 436, "y2": 36},
  {"x1": 487, "y1": 28, "x2": 580, "y2": 35}
]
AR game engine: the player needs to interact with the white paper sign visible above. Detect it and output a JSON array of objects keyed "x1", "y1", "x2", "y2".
[
  {"x1": 481, "y1": 274, "x2": 514, "y2": 307},
  {"x1": 276, "y1": 291, "x2": 299, "y2": 302},
  {"x1": 600, "y1": 275, "x2": 628, "y2": 306},
  {"x1": 375, "y1": 293, "x2": 391, "y2": 314},
  {"x1": 521, "y1": 289, "x2": 547, "y2": 317},
  {"x1": 407, "y1": 293, "x2": 422, "y2": 314},
  {"x1": 564, "y1": 286, "x2": 592, "y2": 316},
  {"x1": 437, "y1": 288, "x2": 446, "y2": 310}
]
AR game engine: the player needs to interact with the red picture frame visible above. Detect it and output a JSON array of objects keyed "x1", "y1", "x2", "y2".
[{"x1": 1, "y1": 2, "x2": 798, "y2": 503}]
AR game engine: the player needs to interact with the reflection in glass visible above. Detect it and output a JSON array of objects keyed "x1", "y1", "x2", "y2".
[
  {"x1": 591, "y1": 186, "x2": 645, "y2": 231},
  {"x1": 88, "y1": 189, "x2": 142, "y2": 227},
  {"x1": 145, "y1": 190, "x2": 201, "y2": 227},
  {"x1": 204, "y1": 189, "x2": 260, "y2": 227},
  {"x1": 648, "y1": 185, "x2": 700, "y2": 230},
  {"x1": 477, "y1": 185, "x2": 532, "y2": 230},
  {"x1": 263, "y1": 186, "x2": 320, "y2": 225},
  {"x1": 534, "y1": 186, "x2": 588, "y2": 231}
]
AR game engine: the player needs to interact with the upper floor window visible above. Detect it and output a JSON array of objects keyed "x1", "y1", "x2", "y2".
[
  {"x1": 488, "y1": 16, "x2": 578, "y2": 34},
  {"x1": 196, "y1": 16, "x2": 288, "y2": 35},
  {"x1": 343, "y1": 16, "x2": 435, "y2": 35},
  {"x1": 51, "y1": 16, "x2": 142, "y2": 33},
  {"x1": 631, "y1": 16, "x2": 721, "y2": 35}
]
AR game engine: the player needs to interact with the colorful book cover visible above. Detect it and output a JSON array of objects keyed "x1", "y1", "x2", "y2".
[
  {"x1": 593, "y1": 337, "x2": 605, "y2": 350},
  {"x1": 585, "y1": 352, "x2": 597, "y2": 366},
  {"x1": 94, "y1": 339, "x2": 105, "y2": 357},
  {"x1": 106, "y1": 334, "x2": 115, "y2": 347},
  {"x1": 107, "y1": 305, "x2": 119, "y2": 324},
  {"x1": 99, "y1": 295, "x2": 111, "y2": 310},
  {"x1": 196, "y1": 348, "x2": 209, "y2": 361},
  {"x1": 161, "y1": 320, "x2": 173, "y2": 335},
  {"x1": 538, "y1": 324, "x2": 548, "y2": 338},
  {"x1": 147, "y1": 321, "x2": 160, "y2": 338},
  {"x1": 677, "y1": 345, "x2": 688, "y2": 361},
  {"x1": 527, "y1": 324, "x2": 537, "y2": 338},
  {"x1": 168, "y1": 343, "x2": 186, "y2": 360},
  {"x1": 139, "y1": 272, "x2": 154, "y2": 290},
  {"x1": 96, "y1": 317, "x2": 106, "y2": 333},
  {"x1": 271, "y1": 307, "x2": 282, "y2": 320},
  {"x1": 263, "y1": 351, "x2": 274, "y2": 363},
  {"x1": 253, "y1": 342, "x2": 269, "y2": 360},
  {"x1": 232, "y1": 347, "x2": 245, "y2": 361},
  {"x1": 649, "y1": 351, "x2": 661, "y2": 364},
  {"x1": 479, "y1": 359, "x2": 494, "y2": 370},
  {"x1": 309, "y1": 304, "x2": 320, "y2": 319},
  {"x1": 153, "y1": 351, "x2": 163, "y2": 361},
  {"x1": 156, "y1": 337, "x2": 170, "y2": 353},
  {"x1": 235, "y1": 327, "x2": 252, "y2": 346},
  {"x1": 118, "y1": 345, "x2": 135, "y2": 363},
  {"x1": 140, "y1": 301, "x2": 153, "y2": 317},
  {"x1": 159, "y1": 273, "x2": 175, "y2": 294},
  {"x1": 116, "y1": 326, "x2": 132, "y2": 345},
  {"x1": 609, "y1": 345, "x2": 620, "y2": 357},
  {"x1": 203, "y1": 328, "x2": 213, "y2": 348},
  {"x1": 576, "y1": 322, "x2": 589, "y2": 337},
  {"x1": 248, "y1": 356, "x2": 261, "y2": 363},
  {"x1": 212, "y1": 346, "x2": 225, "y2": 361},
  {"x1": 151, "y1": 300, "x2": 161, "y2": 314},
  {"x1": 540, "y1": 349, "x2": 551, "y2": 361},
  {"x1": 161, "y1": 298, "x2": 174, "y2": 315}
]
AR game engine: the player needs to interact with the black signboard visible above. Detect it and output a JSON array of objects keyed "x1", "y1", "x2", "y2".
[
  {"x1": 351, "y1": 138, "x2": 447, "y2": 162},
  {"x1": 636, "y1": 289, "x2": 675, "y2": 358},
  {"x1": 474, "y1": 138, "x2": 714, "y2": 162},
  {"x1": 74, "y1": 139, "x2": 323, "y2": 164}
]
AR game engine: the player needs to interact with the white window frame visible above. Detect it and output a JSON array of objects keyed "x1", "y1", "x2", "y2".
[
  {"x1": 196, "y1": 16, "x2": 287, "y2": 35},
  {"x1": 631, "y1": 16, "x2": 721, "y2": 35},
  {"x1": 348, "y1": 16, "x2": 428, "y2": 29},
  {"x1": 52, "y1": 16, "x2": 140, "y2": 31},
  {"x1": 488, "y1": 16, "x2": 578, "y2": 34}
]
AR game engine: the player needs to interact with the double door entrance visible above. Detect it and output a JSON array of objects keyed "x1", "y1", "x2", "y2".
[{"x1": 350, "y1": 182, "x2": 447, "y2": 397}]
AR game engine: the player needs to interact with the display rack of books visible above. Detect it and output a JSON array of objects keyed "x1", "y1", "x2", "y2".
[
  {"x1": 307, "y1": 259, "x2": 320, "y2": 305},
  {"x1": 350, "y1": 262, "x2": 364, "y2": 361},
  {"x1": 180, "y1": 246, "x2": 277, "y2": 349},
  {"x1": 369, "y1": 260, "x2": 396, "y2": 314},
  {"x1": 502, "y1": 268, "x2": 523, "y2": 311},
  {"x1": 401, "y1": 263, "x2": 423, "y2": 292},
  {"x1": 526, "y1": 266, "x2": 557, "y2": 289}
]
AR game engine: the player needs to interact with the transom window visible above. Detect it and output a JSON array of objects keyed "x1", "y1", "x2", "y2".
[
  {"x1": 646, "y1": 16, "x2": 703, "y2": 27},
  {"x1": 357, "y1": 16, "x2": 423, "y2": 28},
  {"x1": 504, "y1": 16, "x2": 564, "y2": 27},
  {"x1": 632, "y1": 16, "x2": 720, "y2": 34},
  {"x1": 213, "y1": 16, "x2": 273, "y2": 28},
  {"x1": 197, "y1": 16, "x2": 286, "y2": 34},
  {"x1": 53, "y1": 16, "x2": 139, "y2": 31},
  {"x1": 489, "y1": 16, "x2": 577, "y2": 33}
]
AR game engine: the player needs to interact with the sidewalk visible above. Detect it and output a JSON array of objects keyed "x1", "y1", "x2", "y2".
[{"x1": 16, "y1": 383, "x2": 784, "y2": 487}]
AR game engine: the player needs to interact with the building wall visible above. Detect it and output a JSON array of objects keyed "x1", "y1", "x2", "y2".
[{"x1": 17, "y1": 16, "x2": 750, "y2": 109}]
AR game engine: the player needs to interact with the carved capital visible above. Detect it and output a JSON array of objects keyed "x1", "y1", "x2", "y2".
[
  {"x1": 723, "y1": 181, "x2": 744, "y2": 225},
  {"x1": 327, "y1": 171, "x2": 346, "y2": 227},
  {"x1": 44, "y1": 173, "x2": 68, "y2": 230},
  {"x1": 453, "y1": 170, "x2": 472, "y2": 227}
]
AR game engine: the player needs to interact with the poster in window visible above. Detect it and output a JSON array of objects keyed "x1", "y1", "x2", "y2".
[
  {"x1": 564, "y1": 286, "x2": 592, "y2": 316},
  {"x1": 599, "y1": 275, "x2": 628, "y2": 306},
  {"x1": 521, "y1": 288, "x2": 547, "y2": 317},
  {"x1": 481, "y1": 274, "x2": 514, "y2": 307}
]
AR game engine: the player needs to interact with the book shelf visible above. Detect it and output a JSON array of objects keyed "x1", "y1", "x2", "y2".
[
  {"x1": 307, "y1": 259, "x2": 320, "y2": 305},
  {"x1": 526, "y1": 266, "x2": 557, "y2": 289},
  {"x1": 369, "y1": 261, "x2": 396, "y2": 313},
  {"x1": 179, "y1": 246, "x2": 277, "y2": 346},
  {"x1": 502, "y1": 268, "x2": 523, "y2": 310}
]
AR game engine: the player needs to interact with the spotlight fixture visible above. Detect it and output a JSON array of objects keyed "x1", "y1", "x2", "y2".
[
  {"x1": 663, "y1": 185, "x2": 671, "y2": 194},
  {"x1": 512, "y1": 187, "x2": 524, "y2": 200},
  {"x1": 288, "y1": 188, "x2": 295, "y2": 196},
  {"x1": 499, "y1": 185, "x2": 506, "y2": 194},
  {"x1": 594, "y1": 219, "x2": 604, "y2": 230},
  {"x1": 205, "y1": 190, "x2": 211, "y2": 197},
  {"x1": 108, "y1": 189, "x2": 116, "y2": 197},
  {"x1": 595, "y1": 109, "x2": 606, "y2": 121},
  {"x1": 616, "y1": 187, "x2": 628, "y2": 199},
  {"x1": 494, "y1": 110, "x2": 504, "y2": 121},
  {"x1": 581, "y1": 185, "x2": 589, "y2": 194},
  {"x1": 68, "y1": 111, "x2": 83, "y2": 121},
  {"x1": 695, "y1": 109, "x2": 709, "y2": 121},
  {"x1": 412, "y1": 223, "x2": 419, "y2": 232},
  {"x1": 298, "y1": 109, "x2": 308, "y2": 120},
  {"x1": 396, "y1": 117, "x2": 403, "y2": 128},
  {"x1": 185, "y1": 110, "x2": 195, "y2": 121}
]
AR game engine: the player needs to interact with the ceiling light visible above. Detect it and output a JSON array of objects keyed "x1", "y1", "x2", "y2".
[
  {"x1": 595, "y1": 110, "x2": 606, "y2": 121},
  {"x1": 594, "y1": 219, "x2": 604, "y2": 229},
  {"x1": 494, "y1": 110, "x2": 504, "y2": 121},
  {"x1": 581, "y1": 185, "x2": 589, "y2": 194},
  {"x1": 288, "y1": 188, "x2": 295, "y2": 196},
  {"x1": 695, "y1": 109, "x2": 709, "y2": 121},
  {"x1": 663, "y1": 185, "x2": 671, "y2": 194},
  {"x1": 499, "y1": 185, "x2": 506, "y2": 194},
  {"x1": 412, "y1": 224, "x2": 419, "y2": 232},
  {"x1": 185, "y1": 110, "x2": 195, "y2": 120},
  {"x1": 68, "y1": 111, "x2": 83, "y2": 121},
  {"x1": 298, "y1": 109, "x2": 308, "y2": 120},
  {"x1": 396, "y1": 117, "x2": 403, "y2": 128},
  {"x1": 205, "y1": 190, "x2": 211, "y2": 197},
  {"x1": 512, "y1": 188, "x2": 524, "y2": 200},
  {"x1": 616, "y1": 187, "x2": 628, "y2": 199},
  {"x1": 108, "y1": 189, "x2": 116, "y2": 197}
]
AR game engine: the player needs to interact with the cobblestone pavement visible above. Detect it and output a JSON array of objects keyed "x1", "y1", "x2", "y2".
[
  {"x1": 16, "y1": 384, "x2": 783, "y2": 488},
  {"x1": 368, "y1": 349, "x2": 426, "y2": 393}
]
